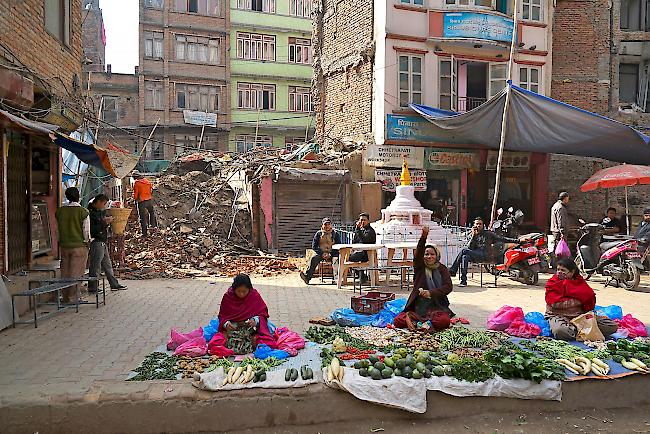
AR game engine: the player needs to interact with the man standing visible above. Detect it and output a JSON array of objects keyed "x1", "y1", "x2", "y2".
[
  {"x1": 88, "y1": 194, "x2": 128, "y2": 292},
  {"x1": 449, "y1": 217, "x2": 519, "y2": 287},
  {"x1": 601, "y1": 207, "x2": 625, "y2": 235},
  {"x1": 55, "y1": 187, "x2": 90, "y2": 303},
  {"x1": 635, "y1": 208, "x2": 650, "y2": 254},
  {"x1": 300, "y1": 217, "x2": 341, "y2": 284},
  {"x1": 132, "y1": 170, "x2": 157, "y2": 237},
  {"x1": 550, "y1": 191, "x2": 570, "y2": 259}
]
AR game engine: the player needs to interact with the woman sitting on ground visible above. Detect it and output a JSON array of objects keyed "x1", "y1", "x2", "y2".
[
  {"x1": 216, "y1": 274, "x2": 277, "y2": 352},
  {"x1": 394, "y1": 226, "x2": 454, "y2": 332},
  {"x1": 545, "y1": 257, "x2": 618, "y2": 340}
]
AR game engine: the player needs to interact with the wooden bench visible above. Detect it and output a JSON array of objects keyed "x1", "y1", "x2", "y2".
[
  {"x1": 28, "y1": 276, "x2": 106, "y2": 308},
  {"x1": 12, "y1": 282, "x2": 79, "y2": 328}
]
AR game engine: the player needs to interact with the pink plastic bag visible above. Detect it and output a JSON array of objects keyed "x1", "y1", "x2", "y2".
[
  {"x1": 167, "y1": 327, "x2": 204, "y2": 351},
  {"x1": 505, "y1": 318, "x2": 541, "y2": 338},
  {"x1": 487, "y1": 305, "x2": 525, "y2": 331},
  {"x1": 554, "y1": 238, "x2": 571, "y2": 258},
  {"x1": 173, "y1": 336, "x2": 207, "y2": 357},
  {"x1": 274, "y1": 327, "x2": 305, "y2": 357},
  {"x1": 207, "y1": 332, "x2": 235, "y2": 357},
  {"x1": 614, "y1": 314, "x2": 648, "y2": 339}
]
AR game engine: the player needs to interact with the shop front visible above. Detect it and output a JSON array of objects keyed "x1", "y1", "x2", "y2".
[{"x1": 379, "y1": 114, "x2": 550, "y2": 229}]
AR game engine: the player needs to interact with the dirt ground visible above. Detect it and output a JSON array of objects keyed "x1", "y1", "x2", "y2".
[{"x1": 228, "y1": 405, "x2": 650, "y2": 434}]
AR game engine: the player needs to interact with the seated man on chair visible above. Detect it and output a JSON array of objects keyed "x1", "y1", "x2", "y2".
[
  {"x1": 300, "y1": 217, "x2": 341, "y2": 284},
  {"x1": 350, "y1": 212, "x2": 377, "y2": 283},
  {"x1": 449, "y1": 217, "x2": 519, "y2": 287}
]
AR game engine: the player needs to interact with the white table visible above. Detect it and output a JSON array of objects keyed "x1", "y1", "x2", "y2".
[
  {"x1": 332, "y1": 243, "x2": 384, "y2": 289},
  {"x1": 384, "y1": 242, "x2": 418, "y2": 284}
]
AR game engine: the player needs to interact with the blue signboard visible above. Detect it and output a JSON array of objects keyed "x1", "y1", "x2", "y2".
[
  {"x1": 386, "y1": 114, "x2": 445, "y2": 142},
  {"x1": 443, "y1": 12, "x2": 514, "y2": 43}
]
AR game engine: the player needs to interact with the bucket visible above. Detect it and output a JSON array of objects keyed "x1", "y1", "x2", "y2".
[{"x1": 107, "y1": 208, "x2": 132, "y2": 235}]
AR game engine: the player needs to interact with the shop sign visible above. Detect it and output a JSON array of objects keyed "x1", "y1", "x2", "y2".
[
  {"x1": 486, "y1": 151, "x2": 531, "y2": 170},
  {"x1": 386, "y1": 114, "x2": 445, "y2": 143},
  {"x1": 443, "y1": 12, "x2": 514, "y2": 43},
  {"x1": 375, "y1": 169, "x2": 427, "y2": 192},
  {"x1": 365, "y1": 144, "x2": 424, "y2": 169},
  {"x1": 425, "y1": 148, "x2": 479, "y2": 170},
  {"x1": 183, "y1": 110, "x2": 217, "y2": 126}
]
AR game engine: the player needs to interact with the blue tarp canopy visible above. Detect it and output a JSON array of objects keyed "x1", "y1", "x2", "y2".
[{"x1": 410, "y1": 84, "x2": 650, "y2": 165}]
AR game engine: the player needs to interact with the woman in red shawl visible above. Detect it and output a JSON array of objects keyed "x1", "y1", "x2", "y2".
[
  {"x1": 393, "y1": 226, "x2": 454, "y2": 332},
  {"x1": 545, "y1": 257, "x2": 617, "y2": 340},
  {"x1": 208, "y1": 274, "x2": 277, "y2": 355}
]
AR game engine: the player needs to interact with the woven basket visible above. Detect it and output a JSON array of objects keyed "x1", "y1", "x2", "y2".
[{"x1": 107, "y1": 208, "x2": 132, "y2": 235}]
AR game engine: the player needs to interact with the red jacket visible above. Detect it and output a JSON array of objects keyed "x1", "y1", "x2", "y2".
[
  {"x1": 545, "y1": 273, "x2": 596, "y2": 313},
  {"x1": 133, "y1": 178, "x2": 153, "y2": 202}
]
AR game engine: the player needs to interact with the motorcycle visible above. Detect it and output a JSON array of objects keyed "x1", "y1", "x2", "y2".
[
  {"x1": 486, "y1": 240, "x2": 542, "y2": 285},
  {"x1": 575, "y1": 221, "x2": 644, "y2": 291}
]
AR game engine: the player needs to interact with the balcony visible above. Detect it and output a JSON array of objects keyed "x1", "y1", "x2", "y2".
[
  {"x1": 457, "y1": 96, "x2": 487, "y2": 113},
  {"x1": 440, "y1": 59, "x2": 504, "y2": 113}
]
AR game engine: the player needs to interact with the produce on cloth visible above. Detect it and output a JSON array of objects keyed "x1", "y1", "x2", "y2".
[
  {"x1": 128, "y1": 352, "x2": 179, "y2": 381},
  {"x1": 621, "y1": 358, "x2": 649, "y2": 373},
  {"x1": 306, "y1": 326, "x2": 374, "y2": 350},
  {"x1": 332, "y1": 337, "x2": 346, "y2": 353},
  {"x1": 435, "y1": 327, "x2": 505, "y2": 351},
  {"x1": 320, "y1": 347, "x2": 347, "y2": 368},
  {"x1": 284, "y1": 368, "x2": 299, "y2": 381},
  {"x1": 345, "y1": 326, "x2": 398, "y2": 348},
  {"x1": 327, "y1": 357, "x2": 344, "y2": 382},
  {"x1": 484, "y1": 346, "x2": 566, "y2": 383},
  {"x1": 607, "y1": 339, "x2": 650, "y2": 366},
  {"x1": 450, "y1": 358, "x2": 495, "y2": 383},
  {"x1": 520, "y1": 338, "x2": 609, "y2": 361}
]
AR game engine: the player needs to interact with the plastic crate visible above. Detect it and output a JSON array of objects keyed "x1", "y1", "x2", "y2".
[{"x1": 351, "y1": 291, "x2": 395, "y2": 315}]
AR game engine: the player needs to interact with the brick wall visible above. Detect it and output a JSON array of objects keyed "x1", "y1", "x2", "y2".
[
  {"x1": 0, "y1": 0, "x2": 83, "y2": 104},
  {"x1": 550, "y1": 0, "x2": 650, "y2": 227},
  {"x1": 313, "y1": 0, "x2": 375, "y2": 146},
  {"x1": 81, "y1": 3, "x2": 106, "y2": 72}
]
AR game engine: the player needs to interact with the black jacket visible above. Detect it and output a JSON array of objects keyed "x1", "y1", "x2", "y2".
[
  {"x1": 469, "y1": 229, "x2": 518, "y2": 258},
  {"x1": 635, "y1": 221, "x2": 650, "y2": 241},
  {"x1": 312, "y1": 230, "x2": 341, "y2": 257},
  {"x1": 353, "y1": 225, "x2": 376, "y2": 244},
  {"x1": 89, "y1": 206, "x2": 109, "y2": 242}
]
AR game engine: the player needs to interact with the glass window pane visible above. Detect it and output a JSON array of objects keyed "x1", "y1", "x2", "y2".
[
  {"x1": 440, "y1": 78, "x2": 451, "y2": 94},
  {"x1": 412, "y1": 93, "x2": 422, "y2": 104},
  {"x1": 531, "y1": 84, "x2": 539, "y2": 93},
  {"x1": 399, "y1": 56, "x2": 409, "y2": 72},
  {"x1": 520, "y1": 67, "x2": 527, "y2": 83},
  {"x1": 399, "y1": 92, "x2": 409, "y2": 107},
  {"x1": 412, "y1": 74, "x2": 422, "y2": 91},
  {"x1": 523, "y1": 4, "x2": 530, "y2": 19},
  {"x1": 440, "y1": 60, "x2": 451, "y2": 76},
  {"x1": 399, "y1": 73, "x2": 409, "y2": 91},
  {"x1": 440, "y1": 95, "x2": 451, "y2": 109},
  {"x1": 531, "y1": 68, "x2": 539, "y2": 83},
  {"x1": 412, "y1": 57, "x2": 422, "y2": 73},
  {"x1": 532, "y1": 6, "x2": 540, "y2": 21}
]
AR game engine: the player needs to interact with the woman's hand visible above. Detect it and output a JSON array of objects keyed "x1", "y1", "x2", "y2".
[
  {"x1": 245, "y1": 318, "x2": 256, "y2": 328},
  {"x1": 418, "y1": 288, "x2": 431, "y2": 299},
  {"x1": 422, "y1": 226, "x2": 430, "y2": 238},
  {"x1": 224, "y1": 321, "x2": 236, "y2": 331}
]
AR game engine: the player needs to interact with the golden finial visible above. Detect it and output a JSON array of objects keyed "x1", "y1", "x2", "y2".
[{"x1": 400, "y1": 155, "x2": 411, "y2": 186}]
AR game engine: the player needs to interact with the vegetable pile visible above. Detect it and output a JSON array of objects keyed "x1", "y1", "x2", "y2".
[
  {"x1": 484, "y1": 345, "x2": 566, "y2": 383},
  {"x1": 128, "y1": 352, "x2": 179, "y2": 381}
]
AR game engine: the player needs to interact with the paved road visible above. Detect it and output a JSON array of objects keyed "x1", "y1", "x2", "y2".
[{"x1": 1, "y1": 272, "x2": 649, "y2": 402}]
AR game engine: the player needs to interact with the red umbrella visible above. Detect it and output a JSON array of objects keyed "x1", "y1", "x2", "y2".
[
  {"x1": 580, "y1": 164, "x2": 650, "y2": 235},
  {"x1": 580, "y1": 164, "x2": 650, "y2": 191}
]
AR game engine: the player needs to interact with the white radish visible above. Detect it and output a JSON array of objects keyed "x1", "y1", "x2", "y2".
[
  {"x1": 327, "y1": 366, "x2": 334, "y2": 382},
  {"x1": 331, "y1": 358, "x2": 340, "y2": 377},
  {"x1": 231, "y1": 366, "x2": 243, "y2": 383},
  {"x1": 338, "y1": 366, "x2": 344, "y2": 382}
]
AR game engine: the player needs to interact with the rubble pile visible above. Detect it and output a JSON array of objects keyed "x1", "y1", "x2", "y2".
[{"x1": 122, "y1": 170, "x2": 296, "y2": 279}]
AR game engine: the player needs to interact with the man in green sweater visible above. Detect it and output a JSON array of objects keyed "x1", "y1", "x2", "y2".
[{"x1": 55, "y1": 187, "x2": 90, "y2": 303}]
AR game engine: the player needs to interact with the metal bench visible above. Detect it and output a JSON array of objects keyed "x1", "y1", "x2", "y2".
[
  {"x1": 12, "y1": 282, "x2": 79, "y2": 328},
  {"x1": 28, "y1": 276, "x2": 106, "y2": 308},
  {"x1": 470, "y1": 263, "x2": 498, "y2": 287}
]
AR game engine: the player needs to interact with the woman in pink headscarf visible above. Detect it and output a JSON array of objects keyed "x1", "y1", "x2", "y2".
[{"x1": 208, "y1": 274, "x2": 277, "y2": 355}]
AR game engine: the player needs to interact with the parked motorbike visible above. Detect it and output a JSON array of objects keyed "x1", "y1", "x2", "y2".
[
  {"x1": 486, "y1": 241, "x2": 542, "y2": 285},
  {"x1": 575, "y1": 221, "x2": 644, "y2": 291},
  {"x1": 491, "y1": 207, "x2": 523, "y2": 238}
]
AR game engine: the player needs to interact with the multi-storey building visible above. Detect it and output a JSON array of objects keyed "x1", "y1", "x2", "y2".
[
  {"x1": 550, "y1": 0, "x2": 650, "y2": 224},
  {"x1": 314, "y1": 0, "x2": 554, "y2": 228},
  {"x1": 0, "y1": 0, "x2": 84, "y2": 274},
  {"x1": 229, "y1": 0, "x2": 314, "y2": 152}
]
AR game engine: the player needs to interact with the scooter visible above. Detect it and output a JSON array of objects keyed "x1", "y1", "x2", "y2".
[
  {"x1": 484, "y1": 239, "x2": 542, "y2": 285},
  {"x1": 575, "y1": 221, "x2": 644, "y2": 291}
]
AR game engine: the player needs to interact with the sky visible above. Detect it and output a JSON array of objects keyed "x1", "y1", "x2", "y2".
[{"x1": 100, "y1": 0, "x2": 139, "y2": 74}]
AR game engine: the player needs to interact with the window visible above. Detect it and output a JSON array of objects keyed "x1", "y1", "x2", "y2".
[
  {"x1": 489, "y1": 63, "x2": 507, "y2": 98},
  {"x1": 620, "y1": 63, "x2": 640, "y2": 103},
  {"x1": 174, "y1": 0, "x2": 221, "y2": 15},
  {"x1": 237, "y1": 0, "x2": 276, "y2": 13},
  {"x1": 289, "y1": 0, "x2": 312, "y2": 17},
  {"x1": 236, "y1": 135, "x2": 272, "y2": 153},
  {"x1": 236, "y1": 33, "x2": 275, "y2": 61},
  {"x1": 445, "y1": 0, "x2": 491, "y2": 7},
  {"x1": 174, "y1": 135, "x2": 197, "y2": 156},
  {"x1": 519, "y1": 66, "x2": 540, "y2": 93},
  {"x1": 620, "y1": 0, "x2": 645, "y2": 30},
  {"x1": 237, "y1": 83, "x2": 276, "y2": 110},
  {"x1": 45, "y1": 0, "x2": 71, "y2": 45},
  {"x1": 289, "y1": 87, "x2": 313, "y2": 112},
  {"x1": 401, "y1": 0, "x2": 424, "y2": 4},
  {"x1": 289, "y1": 38, "x2": 311, "y2": 64},
  {"x1": 522, "y1": 0, "x2": 542, "y2": 21},
  {"x1": 439, "y1": 58, "x2": 457, "y2": 110},
  {"x1": 399, "y1": 55, "x2": 422, "y2": 108},
  {"x1": 144, "y1": 0, "x2": 164, "y2": 8},
  {"x1": 144, "y1": 81, "x2": 164, "y2": 109},
  {"x1": 102, "y1": 96, "x2": 119, "y2": 123},
  {"x1": 175, "y1": 35, "x2": 222, "y2": 64},
  {"x1": 144, "y1": 32, "x2": 164, "y2": 59},
  {"x1": 149, "y1": 141, "x2": 164, "y2": 159},
  {"x1": 175, "y1": 84, "x2": 221, "y2": 112}
]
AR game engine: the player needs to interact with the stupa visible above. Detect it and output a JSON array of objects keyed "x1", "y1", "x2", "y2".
[{"x1": 372, "y1": 157, "x2": 463, "y2": 266}]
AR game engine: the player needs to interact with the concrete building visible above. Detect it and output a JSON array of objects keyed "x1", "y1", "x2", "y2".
[
  {"x1": 0, "y1": 0, "x2": 85, "y2": 274},
  {"x1": 314, "y1": 0, "x2": 555, "y2": 228},
  {"x1": 229, "y1": 0, "x2": 314, "y2": 152},
  {"x1": 550, "y1": 0, "x2": 650, "y2": 226}
]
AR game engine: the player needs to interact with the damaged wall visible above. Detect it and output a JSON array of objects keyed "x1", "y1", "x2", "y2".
[{"x1": 313, "y1": 0, "x2": 375, "y2": 148}]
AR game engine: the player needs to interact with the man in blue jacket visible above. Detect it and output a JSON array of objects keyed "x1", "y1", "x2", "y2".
[{"x1": 300, "y1": 217, "x2": 341, "y2": 284}]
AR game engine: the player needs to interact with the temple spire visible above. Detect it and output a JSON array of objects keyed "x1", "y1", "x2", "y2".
[{"x1": 400, "y1": 155, "x2": 411, "y2": 186}]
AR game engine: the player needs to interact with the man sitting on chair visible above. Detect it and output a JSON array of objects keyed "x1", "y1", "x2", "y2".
[
  {"x1": 300, "y1": 218, "x2": 341, "y2": 284},
  {"x1": 449, "y1": 217, "x2": 519, "y2": 287}
]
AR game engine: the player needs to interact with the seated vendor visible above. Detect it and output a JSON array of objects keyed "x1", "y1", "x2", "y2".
[
  {"x1": 394, "y1": 226, "x2": 454, "y2": 332},
  {"x1": 544, "y1": 258, "x2": 618, "y2": 340},
  {"x1": 216, "y1": 274, "x2": 277, "y2": 354}
]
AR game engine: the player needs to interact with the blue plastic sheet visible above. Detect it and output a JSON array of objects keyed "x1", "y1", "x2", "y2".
[
  {"x1": 595, "y1": 305, "x2": 624, "y2": 320},
  {"x1": 254, "y1": 344, "x2": 290, "y2": 360},
  {"x1": 524, "y1": 312, "x2": 551, "y2": 337},
  {"x1": 203, "y1": 318, "x2": 220, "y2": 342},
  {"x1": 330, "y1": 298, "x2": 407, "y2": 328}
]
